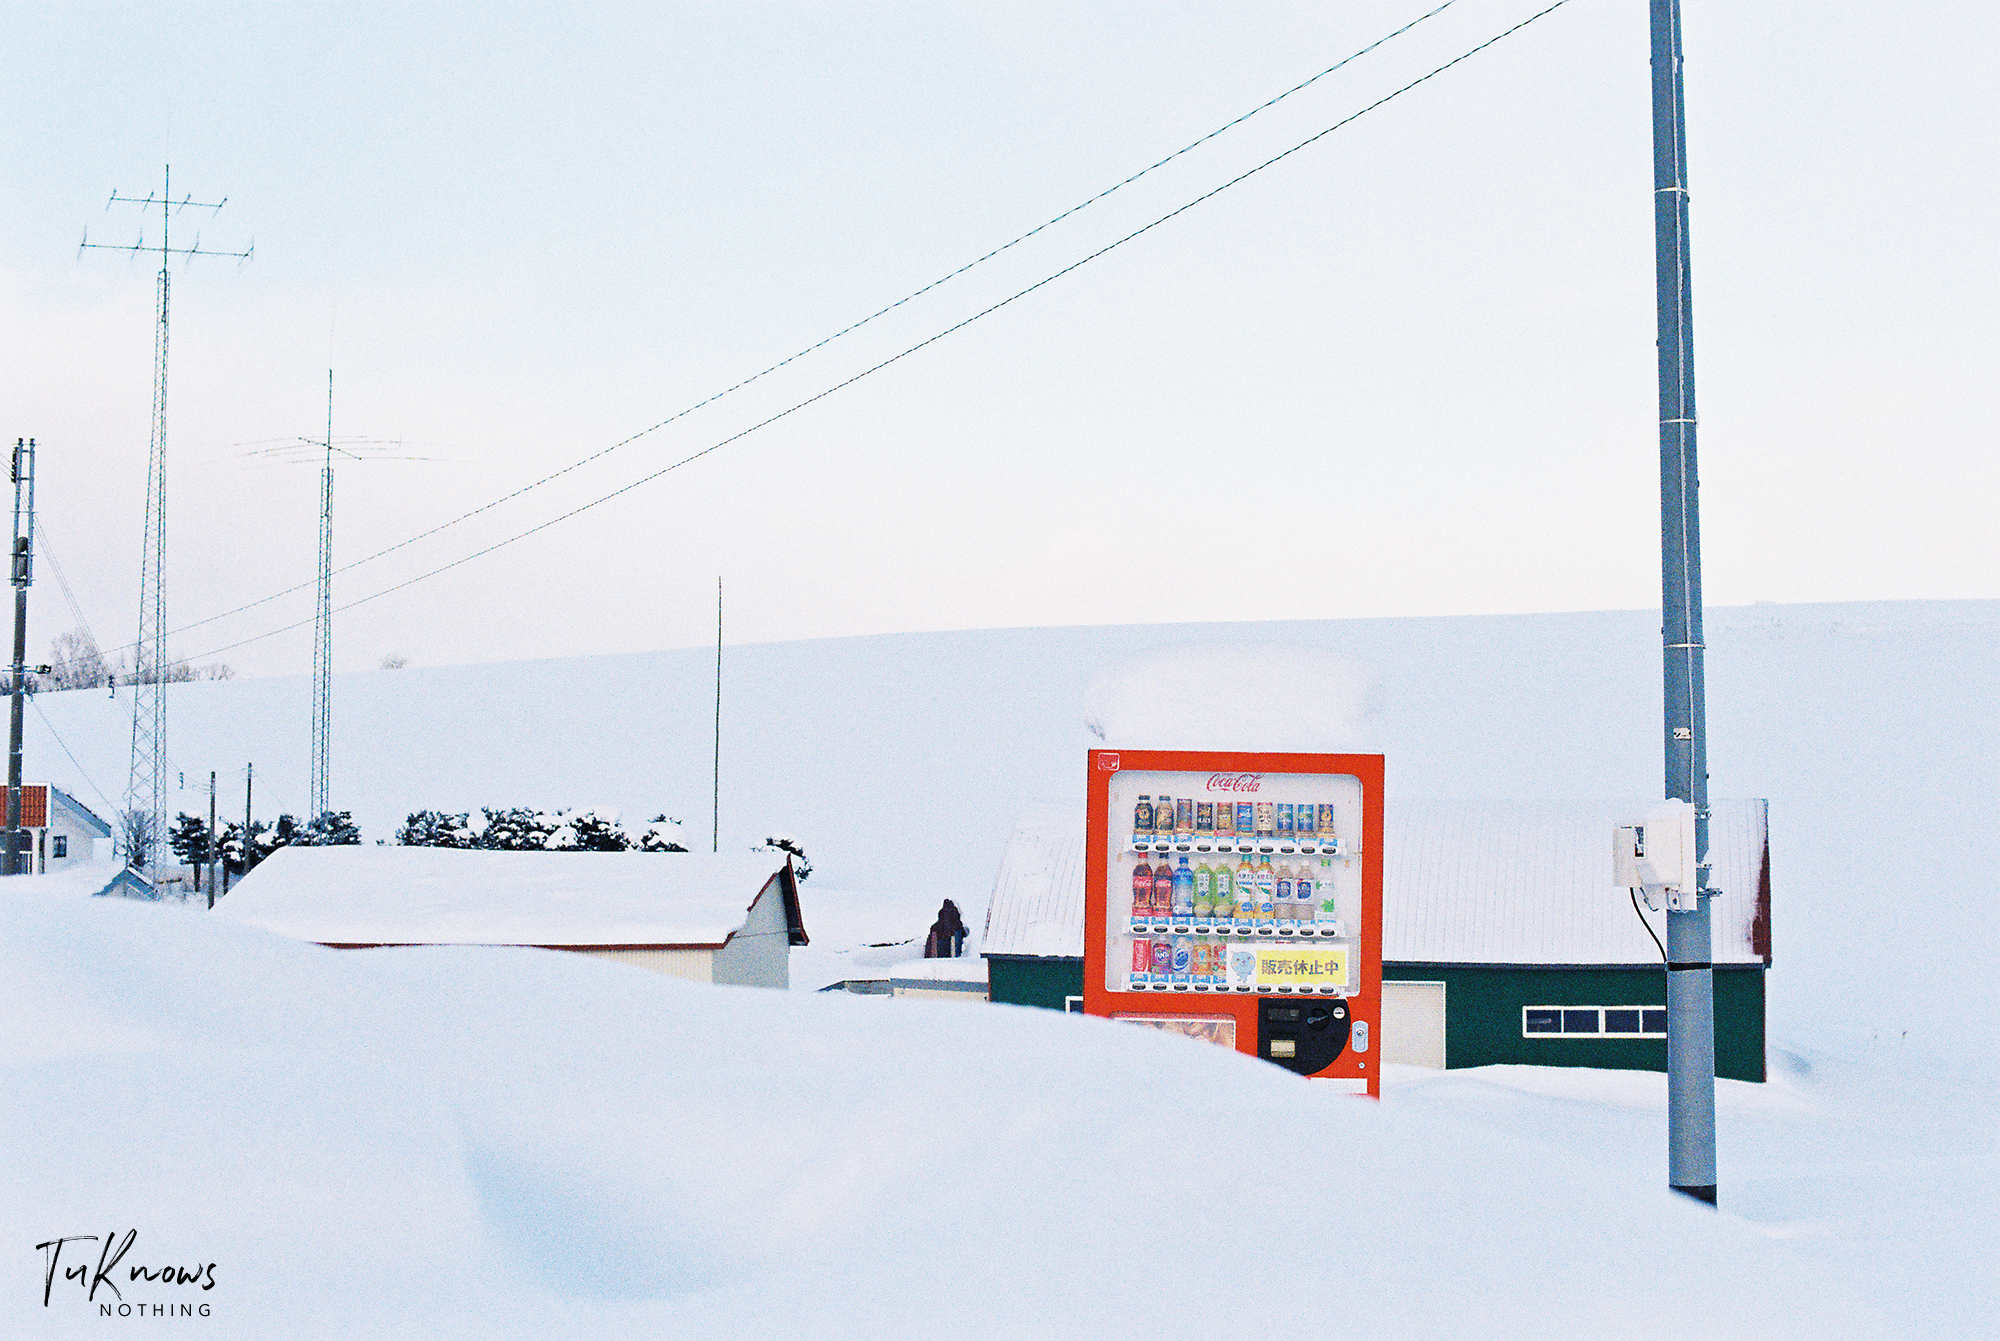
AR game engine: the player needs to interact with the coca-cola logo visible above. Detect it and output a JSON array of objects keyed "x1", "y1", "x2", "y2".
[{"x1": 1205, "y1": 773, "x2": 1263, "y2": 793}]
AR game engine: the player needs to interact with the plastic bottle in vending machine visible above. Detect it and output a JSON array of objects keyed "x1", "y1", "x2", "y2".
[
  {"x1": 1234, "y1": 854, "x2": 1258, "y2": 927},
  {"x1": 1131, "y1": 936, "x2": 1152, "y2": 987},
  {"x1": 1133, "y1": 795, "x2": 1154, "y2": 844},
  {"x1": 1274, "y1": 862, "x2": 1296, "y2": 931},
  {"x1": 1188, "y1": 938, "x2": 1208, "y2": 987},
  {"x1": 1255, "y1": 856, "x2": 1277, "y2": 927},
  {"x1": 1171, "y1": 856, "x2": 1195, "y2": 921},
  {"x1": 1293, "y1": 862, "x2": 1316, "y2": 934},
  {"x1": 1170, "y1": 934, "x2": 1193, "y2": 987},
  {"x1": 1191, "y1": 861, "x2": 1214, "y2": 928},
  {"x1": 1130, "y1": 859, "x2": 1154, "y2": 927},
  {"x1": 1314, "y1": 857, "x2": 1340, "y2": 933},
  {"x1": 1149, "y1": 860, "x2": 1174, "y2": 922},
  {"x1": 1211, "y1": 859, "x2": 1234, "y2": 930}
]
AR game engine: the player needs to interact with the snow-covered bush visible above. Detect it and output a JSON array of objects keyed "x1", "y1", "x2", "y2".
[
  {"x1": 756, "y1": 834, "x2": 811, "y2": 880},
  {"x1": 396, "y1": 811, "x2": 475, "y2": 847}
]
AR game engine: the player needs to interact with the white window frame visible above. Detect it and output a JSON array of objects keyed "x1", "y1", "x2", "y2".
[{"x1": 1521, "y1": 1005, "x2": 1667, "y2": 1039}]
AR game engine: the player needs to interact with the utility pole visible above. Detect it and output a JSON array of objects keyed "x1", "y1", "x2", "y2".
[
  {"x1": 206, "y1": 771, "x2": 217, "y2": 909},
  {"x1": 82, "y1": 167, "x2": 251, "y2": 879},
  {"x1": 310, "y1": 371, "x2": 334, "y2": 823},
  {"x1": 5, "y1": 439, "x2": 36, "y2": 877},
  {"x1": 1651, "y1": 0, "x2": 1717, "y2": 1206},
  {"x1": 712, "y1": 577, "x2": 722, "y2": 854},
  {"x1": 243, "y1": 762, "x2": 254, "y2": 879}
]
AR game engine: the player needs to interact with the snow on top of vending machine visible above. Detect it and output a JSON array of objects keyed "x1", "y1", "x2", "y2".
[{"x1": 1082, "y1": 643, "x2": 1382, "y2": 753}]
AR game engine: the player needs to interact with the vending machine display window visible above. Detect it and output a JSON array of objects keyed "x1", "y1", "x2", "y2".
[{"x1": 1085, "y1": 750, "x2": 1384, "y2": 1096}]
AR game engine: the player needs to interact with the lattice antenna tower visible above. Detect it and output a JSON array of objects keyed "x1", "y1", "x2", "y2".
[
  {"x1": 82, "y1": 165, "x2": 252, "y2": 877},
  {"x1": 311, "y1": 371, "x2": 333, "y2": 821}
]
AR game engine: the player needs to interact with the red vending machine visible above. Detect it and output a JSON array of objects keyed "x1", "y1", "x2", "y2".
[{"x1": 1084, "y1": 749, "x2": 1384, "y2": 1097}]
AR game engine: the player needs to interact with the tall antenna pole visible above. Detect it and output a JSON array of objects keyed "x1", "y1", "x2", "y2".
[
  {"x1": 83, "y1": 166, "x2": 251, "y2": 880},
  {"x1": 1651, "y1": 0, "x2": 1717, "y2": 1206},
  {"x1": 5, "y1": 439, "x2": 36, "y2": 877},
  {"x1": 310, "y1": 371, "x2": 334, "y2": 821},
  {"x1": 712, "y1": 577, "x2": 722, "y2": 854}
]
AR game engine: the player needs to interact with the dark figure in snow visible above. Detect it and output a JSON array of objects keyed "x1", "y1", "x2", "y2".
[{"x1": 924, "y1": 899, "x2": 967, "y2": 958}]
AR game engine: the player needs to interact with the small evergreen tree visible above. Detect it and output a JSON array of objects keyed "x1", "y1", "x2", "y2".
[
  {"x1": 636, "y1": 815, "x2": 688, "y2": 853},
  {"x1": 473, "y1": 807, "x2": 552, "y2": 851},
  {"x1": 219, "y1": 820, "x2": 271, "y2": 876},
  {"x1": 297, "y1": 811, "x2": 362, "y2": 846},
  {"x1": 563, "y1": 809, "x2": 630, "y2": 852},
  {"x1": 168, "y1": 813, "x2": 212, "y2": 869},
  {"x1": 396, "y1": 810, "x2": 473, "y2": 847}
]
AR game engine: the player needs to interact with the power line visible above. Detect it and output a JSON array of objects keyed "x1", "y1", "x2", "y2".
[
  {"x1": 178, "y1": 0, "x2": 1574, "y2": 665},
  {"x1": 109, "y1": 2, "x2": 1461, "y2": 658},
  {"x1": 30, "y1": 697, "x2": 118, "y2": 819}
]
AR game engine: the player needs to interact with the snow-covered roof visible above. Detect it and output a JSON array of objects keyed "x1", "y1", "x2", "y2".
[
  {"x1": 981, "y1": 799, "x2": 1770, "y2": 967},
  {"x1": 887, "y1": 955, "x2": 990, "y2": 983},
  {"x1": 215, "y1": 847, "x2": 801, "y2": 949},
  {"x1": 980, "y1": 806, "x2": 1085, "y2": 958}
]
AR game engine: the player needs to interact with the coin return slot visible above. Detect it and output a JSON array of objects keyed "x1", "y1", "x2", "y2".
[{"x1": 1268, "y1": 1039, "x2": 1297, "y2": 1059}]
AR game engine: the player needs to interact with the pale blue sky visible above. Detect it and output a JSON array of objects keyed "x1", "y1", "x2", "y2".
[{"x1": 3, "y1": 1, "x2": 1994, "y2": 677}]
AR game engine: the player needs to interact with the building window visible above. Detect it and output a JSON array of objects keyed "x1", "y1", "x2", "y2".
[
  {"x1": 51, "y1": 835, "x2": 67, "y2": 859},
  {"x1": 1523, "y1": 1006, "x2": 1667, "y2": 1039}
]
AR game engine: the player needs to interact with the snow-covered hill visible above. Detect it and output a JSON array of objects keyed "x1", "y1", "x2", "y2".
[{"x1": 27, "y1": 599, "x2": 2000, "y2": 1054}]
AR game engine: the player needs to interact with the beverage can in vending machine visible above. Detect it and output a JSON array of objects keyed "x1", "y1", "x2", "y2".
[
  {"x1": 1194, "y1": 801, "x2": 1214, "y2": 836},
  {"x1": 1275, "y1": 803, "x2": 1295, "y2": 844},
  {"x1": 1253, "y1": 802, "x2": 1276, "y2": 841},
  {"x1": 1317, "y1": 803, "x2": 1338, "y2": 844},
  {"x1": 1295, "y1": 803, "x2": 1317, "y2": 843},
  {"x1": 1131, "y1": 860, "x2": 1153, "y2": 925},
  {"x1": 1151, "y1": 938, "x2": 1174, "y2": 982},
  {"x1": 1214, "y1": 802, "x2": 1235, "y2": 840},
  {"x1": 1170, "y1": 934, "x2": 1193, "y2": 986},
  {"x1": 1188, "y1": 939, "x2": 1208, "y2": 984},
  {"x1": 1133, "y1": 796, "x2": 1153, "y2": 840},
  {"x1": 1175, "y1": 797, "x2": 1194, "y2": 838},
  {"x1": 1131, "y1": 937, "x2": 1153, "y2": 986},
  {"x1": 1235, "y1": 801, "x2": 1255, "y2": 839}
]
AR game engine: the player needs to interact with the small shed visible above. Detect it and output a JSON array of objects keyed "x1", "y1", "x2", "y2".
[
  {"x1": 981, "y1": 799, "x2": 1771, "y2": 1081},
  {"x1": 216, "y1": 848, "x2": 807, "y2": 988}
]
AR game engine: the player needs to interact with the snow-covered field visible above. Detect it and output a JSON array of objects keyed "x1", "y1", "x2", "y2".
[
  {"x1": 8, "y1": 891, "x2": 1991, "y2": 1339},
  {"x1": 9, "y1": 600, "x2": 1997, "y2": 1335}
]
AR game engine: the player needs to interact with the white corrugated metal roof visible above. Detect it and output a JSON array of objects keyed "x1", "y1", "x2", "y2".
[
  {"x1": 981, "y1": 799, "x2": 1769, "y2": 966},
  {"x1": 216, "y1": 847, "x2": 791, "y2": 947},
  {"x1": 1385, "y1": 799, "x2": 1767, "y2": 965},
  {"x1": 980, "y1": 806, "x2": 1086, "y2": 959}
]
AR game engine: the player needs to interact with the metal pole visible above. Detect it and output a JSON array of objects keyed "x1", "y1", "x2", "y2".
[
  {"x1": 712, "y1": 577, "x2": 721, "y2": 854},
  {"x1": 4, "y1": 439, "x2": 34, "y2": 877},
  {"x1": 206, "y1": 771, "x2": 217, "y2": 909},
  {"x1": 243, "y1": 762, "x2": 253, "y2": 877},
  {"x1": 1651, "y1": 0, "x2": 1717, "y2": 1206}
]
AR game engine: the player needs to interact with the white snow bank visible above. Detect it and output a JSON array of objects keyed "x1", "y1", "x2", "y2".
[
  {"x1": 2, "y1": 859, "x2": 123, "y2": 899},
  {"x1": 213, "y1": 846, "x2": 789, "y2": 946},
  {"x1": 4, "y1": 893, "x2": 1944, "y2": 1340},
  {"x1": 885, "y1": 954, "x2": 988, "y2": 983},
  {"x1": 1084, "y1": 642, "x2": 1382, "y2": 752}
]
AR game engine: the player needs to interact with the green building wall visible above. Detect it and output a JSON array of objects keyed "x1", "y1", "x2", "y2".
[
  {"x1": 1384, "y1": 963, "x2": 1765, "y2": 1083},
  {"x1": 989, "y1": 955, "x2": 1764, "y2": 1082},
  {"x1": 988, "y1": 956, "x2": 1084, "y2": 1012}
]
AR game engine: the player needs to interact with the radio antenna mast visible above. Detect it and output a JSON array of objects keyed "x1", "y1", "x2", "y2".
[{"x1": 82, "y1": 165, "x2": 251, "y2": 882}]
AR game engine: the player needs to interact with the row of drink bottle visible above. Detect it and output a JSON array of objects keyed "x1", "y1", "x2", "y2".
[
  {"x1": 1134, "y1": 796, "x2": 1337, "y2": 845},
  {"x1": 1130, "y1": 853, "x2": 1339, "y2": 932}
]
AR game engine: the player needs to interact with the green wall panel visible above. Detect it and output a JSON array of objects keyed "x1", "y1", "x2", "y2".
[
  {"x1": 988, "y1": 956, "x2": 1083, "y2": 1012},
  {"x1": 1384, "y1": 964, "x2": 1764, "y2": 1083}
]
